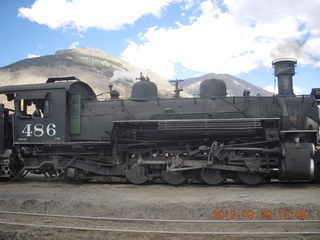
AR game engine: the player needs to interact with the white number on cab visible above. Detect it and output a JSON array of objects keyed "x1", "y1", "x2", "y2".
[{"x1": 21, "y1": 123, "x2": 57, "y2": 137}]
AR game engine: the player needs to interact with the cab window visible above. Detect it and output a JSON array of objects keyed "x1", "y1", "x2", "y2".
[{"x1": 15, "y1": 99, "x2": 49, "y2": 118}]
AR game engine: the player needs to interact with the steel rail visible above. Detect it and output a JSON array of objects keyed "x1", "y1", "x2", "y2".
[
  {"x1": 0, "y1": 210, "x2": 319, "y2": 224},
  {"x1": 0, "y1": 221, "x2": 319, "y2": 236}
]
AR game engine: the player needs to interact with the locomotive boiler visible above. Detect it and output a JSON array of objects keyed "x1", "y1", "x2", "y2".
[{"x1": 0, "y1": 58, "x2": 319, "y2": 185}]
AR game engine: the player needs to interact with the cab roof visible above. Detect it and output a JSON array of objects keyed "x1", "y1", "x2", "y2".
[{"x1": 0, "y1": 77, "x2": 97, "y2": 101}]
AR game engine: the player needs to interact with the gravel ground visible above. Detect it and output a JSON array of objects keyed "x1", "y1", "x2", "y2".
[
  {"x1": 0, "y1": 175, "x2": 319, "y2": 219},
  {"x1": 0, "y1": 175, "x2": 320, "y2": 239}
]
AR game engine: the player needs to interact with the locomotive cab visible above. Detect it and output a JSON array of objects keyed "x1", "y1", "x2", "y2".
[
  {"x1": 0, "y1": 77, "x2": 105, "y2": 179},
  {"x1": 1, "y1": 83, "x2": 67, "y2": 144},
  {"x1": 0, "y1": 77, "x2": 96, "y2": 144}
]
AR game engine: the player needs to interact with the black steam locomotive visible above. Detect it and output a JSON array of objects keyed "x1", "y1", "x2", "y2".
[{"x1": 0, "y1": 59, "x2": 319, "y2": 185}]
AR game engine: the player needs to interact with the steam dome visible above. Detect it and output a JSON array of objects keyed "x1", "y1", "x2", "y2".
[
  {"x1": 200, "y1": 78, "x2": 227, "y2": 98},
  {"x1": 131, "y1": 80, "x2": 158, "y2": 100}
]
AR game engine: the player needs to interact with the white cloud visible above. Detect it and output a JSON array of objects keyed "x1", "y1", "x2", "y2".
[
  {"x1": 293, "y1": 86, "x2": 305, "y2": 94},
  {"x1": 19, "y1": 0, "x2": 320, "y2": 79},
  {"x1": 69, "y1": 41, "x2": 80, "y2": 49},
  {"x1": 121, "y1": 0, "x2": 320, "y2": 78},
  {"x1": 27, "y1": 53, "x2": 40, "y2": 58},
  {"x1": 264, "y1": 85, "x2": 277, "y2": 94},
  {"x1": 264, "y1": 85, "x2": 306, "y2": 95},
  {"x1": 18, "y1": 0, "x2": 175, "y2": 31}
]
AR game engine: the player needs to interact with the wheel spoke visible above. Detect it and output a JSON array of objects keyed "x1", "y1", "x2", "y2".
[
  {"x1": 125, "y1": 158, "x2": 148, "y2": 184},
  {"x1": 161, "y1": 171, "x2": 186, "y2": 185},
  {"x1": 238, "y1": 172, "x2": 263, "y2": 185},
  {"x1": 200, "y1": 169, "x2": 224, "y2": 185}
]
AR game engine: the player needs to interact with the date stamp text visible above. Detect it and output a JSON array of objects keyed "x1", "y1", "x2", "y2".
[{"x1": 211, "y1": 210, "x2": 309, "y2": 220}]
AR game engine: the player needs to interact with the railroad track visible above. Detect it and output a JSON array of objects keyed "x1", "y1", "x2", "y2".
[{"x1": 0, "y1": 211, "x2": 319, "y2": 239}]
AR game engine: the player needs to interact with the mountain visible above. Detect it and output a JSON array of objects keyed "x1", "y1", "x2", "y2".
[
  {"x1": 0, "y1": 47, "x2": 272, "y2": 101},
  {"x1": 0, "y1": 47, "x2": 175, "y2": 98},
  {"x1": 180, "y1": 73, "x2": 272, "y2": 97}
]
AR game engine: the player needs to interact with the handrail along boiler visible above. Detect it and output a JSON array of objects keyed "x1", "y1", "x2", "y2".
[{"x1": 0, "y1": 59, "x2": 319, "y2": 185}]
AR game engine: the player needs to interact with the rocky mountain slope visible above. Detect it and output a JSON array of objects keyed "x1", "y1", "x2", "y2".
[{"x1": 0, "y1": 47, "x2": 174, "y2": 99}]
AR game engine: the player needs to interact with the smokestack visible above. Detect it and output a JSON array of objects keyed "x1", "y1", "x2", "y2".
[{"x1": 272, "y1": 58, "x2": 297, "y2": 96}]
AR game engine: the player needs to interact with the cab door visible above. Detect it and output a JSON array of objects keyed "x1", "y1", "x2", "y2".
[
  {"x1": 0, "y1": 104, "x2": 4, "y2": 154},
  {"x1": 14, "y1": 90, "x2": 67, "y2": 143},
  {"x1": 69, "y1": 93, "x2": 81, "y2": 135}
]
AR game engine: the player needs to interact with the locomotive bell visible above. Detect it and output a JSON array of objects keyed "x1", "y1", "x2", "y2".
[
  {"x1": 200, "y1": 78, "x2": 227, "y2": 98},
  {"x1": 272, "y1": 58, "x2": 297, "y2": 96}
]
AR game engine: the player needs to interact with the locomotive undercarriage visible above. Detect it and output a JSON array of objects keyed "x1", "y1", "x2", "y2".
[
  {"x1": 9, "y1": 139, "x2": 312, "y2": 185},
  {"x1": 1, "y1": 117, "x2": 317, "y2": 185},
  {"x1": 0, "y1": 139, "x2": 317, "y2": 185}
]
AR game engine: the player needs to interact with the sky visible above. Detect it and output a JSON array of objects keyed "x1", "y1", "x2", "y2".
[{"x1": 0, "y1": 0, "x2": 320, "y2": 94}]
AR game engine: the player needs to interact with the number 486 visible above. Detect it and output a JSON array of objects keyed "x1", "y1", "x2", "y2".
[{"x1": 22, "y1": 123, "x2": 57, "y2": 137}]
